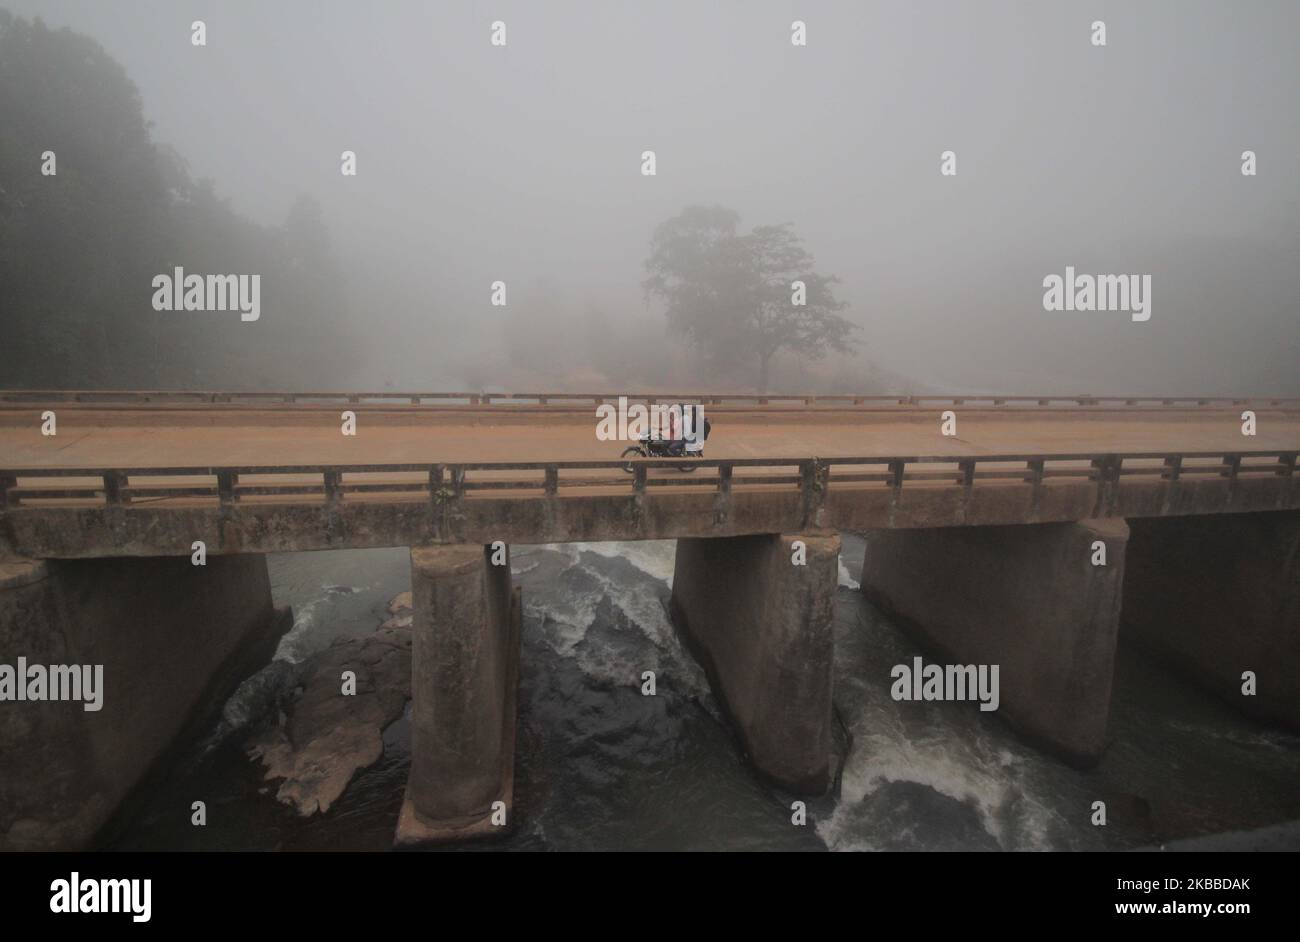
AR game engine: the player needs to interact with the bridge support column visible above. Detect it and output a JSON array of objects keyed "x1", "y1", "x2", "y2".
[
  {"x1": 670, "y1": 532, "x2": 839, "y2": 794},
  {"x1": 1122, "y1": 511, "x2": 1300, "y2": 730},
  {"x1": 397, "y1": 544, "x2": 521, "y2": 846},
  {"x1": 0, "y1": 554, "x2": 286, "y2": 851},
  {"x1": 860, "y1": 519, "x2": 1128, "y2": 766}
]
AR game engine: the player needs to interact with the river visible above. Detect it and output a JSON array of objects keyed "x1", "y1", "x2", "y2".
[{"x1": 101, "y1": 536, "x2": 1300, "y2": 851}]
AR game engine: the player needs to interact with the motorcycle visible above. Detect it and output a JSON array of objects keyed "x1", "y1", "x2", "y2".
[{"x1": 620, "y1": 435, "x2": 700, "y2": 474}]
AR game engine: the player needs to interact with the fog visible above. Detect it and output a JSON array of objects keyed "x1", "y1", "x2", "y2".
[{"x1": 4, "y1": 0, "x2": 1298, "y2": 394}]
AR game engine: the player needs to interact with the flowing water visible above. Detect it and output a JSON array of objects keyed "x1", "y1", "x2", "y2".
[{"x1": 103, "y1": 536, "x2": 1300, "y2": 851}]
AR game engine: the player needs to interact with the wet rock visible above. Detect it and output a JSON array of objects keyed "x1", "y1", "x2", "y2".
[
  {"x1": 220, "y1": 659, "x2": 305, "y2": 734},
  {"x1": 247, "y1": 622, "x2": 411, "y2": 816},
  {"x1": 379, "y1": 590, "x2": 414, "y2": 628}
]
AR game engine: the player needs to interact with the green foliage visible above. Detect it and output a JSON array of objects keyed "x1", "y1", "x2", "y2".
[{"x1": 642, "y1": 204, "x2": 857, "y2": 391}]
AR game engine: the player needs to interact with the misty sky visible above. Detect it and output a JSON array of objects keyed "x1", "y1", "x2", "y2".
[{"x1": 9, "y1": 0, "x2": 1300, "y2": 394}]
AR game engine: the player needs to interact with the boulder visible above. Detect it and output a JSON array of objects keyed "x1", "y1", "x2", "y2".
[{"x1": 247, "y1": 608, "x2": 411, "y2": 816}]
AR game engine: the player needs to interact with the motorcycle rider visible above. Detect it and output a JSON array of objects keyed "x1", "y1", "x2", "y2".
[
  {"x1": 682, "y1": 402, "x2": 706, "y2": 457},
  {"x1": 664, "y1": 404, "x2": 686, "y2": 456}
]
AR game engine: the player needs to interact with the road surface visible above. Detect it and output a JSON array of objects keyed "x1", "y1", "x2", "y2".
[{"x1": 1, "y1": 405, "x2": 1297, "y2": 470}]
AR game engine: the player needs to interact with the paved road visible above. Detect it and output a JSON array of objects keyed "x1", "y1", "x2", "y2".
[{"x1": 2, "y1": 405, "x2": 1297, "y2": 470}]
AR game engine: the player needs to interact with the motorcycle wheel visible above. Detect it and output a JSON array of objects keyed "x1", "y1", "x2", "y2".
[{"x1": 621, "y1": 446, "x2": 646, "y2": 474}]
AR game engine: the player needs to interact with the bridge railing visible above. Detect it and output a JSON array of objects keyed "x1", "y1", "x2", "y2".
[
  {"x1": 2, "y1": 389, "x2": 1297, "y2": 409},
  {"x1": 2, "y1": 450, "x2": 1294, "y2": 510}
]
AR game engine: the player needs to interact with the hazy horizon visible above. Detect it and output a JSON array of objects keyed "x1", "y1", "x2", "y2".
[{"x1": 4, "y1": 0, "x2": 1298, "y2": 394}]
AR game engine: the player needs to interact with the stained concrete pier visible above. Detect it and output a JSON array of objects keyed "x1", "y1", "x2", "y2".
[
  {"x1": 859, "y1": 519, "x2": 1129, "y2": 766},
  {"x1": 1123, "y1": 510, "x2": 1300, "y2": 730},
  {"x1": 670, "y1": 532, "x2": 840, "y2": 794},
  {"x1": 396, "y1": 544, "x2": 521, "y2": 845},
  {"x1": 0, "y1": 554, "x2": 286, "y2": 850}
]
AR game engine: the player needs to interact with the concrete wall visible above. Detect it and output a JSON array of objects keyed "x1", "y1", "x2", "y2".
[
  {"x1": 0, "y1": 554, "x2": 283, "y2": 850},
  {"x1": 398, "y1": 544, "x2": 521, "y2": 845},
  {"x1": 860, "y1": 519, "x2": 1129, "y2": 766},
  {"x1": 5, "y1": 470, "x2": 1295, "y2": 560},
  {"x1": 670, "y1": 533, "x2": 840, "y2": 794},
  {"x1": 1123, "y1": 511, "x2": 1300, "y2": 729}
]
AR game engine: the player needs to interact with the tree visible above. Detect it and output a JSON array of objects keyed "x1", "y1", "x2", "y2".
[
  {"x1": 0, "y1": 10, "x2": 172, "y2": 385},
  {"x1": 643, "y1": 205, "x2": 856, "y2": 391}
]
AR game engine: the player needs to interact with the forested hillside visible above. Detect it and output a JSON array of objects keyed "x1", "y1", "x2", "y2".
[{"x1": 0, "y1": 10, "x2": 357, "y2": 389}]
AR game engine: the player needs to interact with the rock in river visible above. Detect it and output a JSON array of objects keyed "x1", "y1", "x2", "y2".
[{"x1": 247, "y1": 600, "x2": 412, "y2": 816}]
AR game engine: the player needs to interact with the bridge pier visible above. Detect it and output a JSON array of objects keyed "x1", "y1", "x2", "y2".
[
  {"x1": 396, "y1": 544, "x2": 521, "y2": 846},
  {"x1": 1122, "y1": 510, "x2": 1300, "y2": 730},
  {"x1": 670, "y1": 532, "x2": 840, "y2": 794},
  {"x1": 860, "y1": 519, "x2": 1129, "y2": 766},
  {"x1": 0, "y1": 553, "x2": 286, "y2": 850}
]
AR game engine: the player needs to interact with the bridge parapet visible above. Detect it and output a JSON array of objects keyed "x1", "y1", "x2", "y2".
[
  {"x1": 2, "y1": 449, "x2": 1295, "y2": 511},
  {"x1": 3, "y1": 388, "x2": 1298, "y2": 411},
  {"x1": 1, "y1": 449, "x2": 1296, "y2": 558}
]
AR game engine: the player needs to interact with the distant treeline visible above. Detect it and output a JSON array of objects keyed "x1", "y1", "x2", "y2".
[{"x1": 0, "y1": 10, "x2": 357, "y2": 389}]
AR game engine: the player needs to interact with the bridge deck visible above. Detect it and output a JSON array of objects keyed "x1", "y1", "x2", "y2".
[
  {"x1": 1, "y1": 398, "x2": 1297, "y2": 557},
  {"x1": 3, "y1": 403, "x2": 1298, "y2": 469}
]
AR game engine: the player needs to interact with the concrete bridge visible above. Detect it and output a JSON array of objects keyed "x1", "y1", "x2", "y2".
[{"x1": 1, "y1": 391, "x2": 1297, "y2": 848}]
